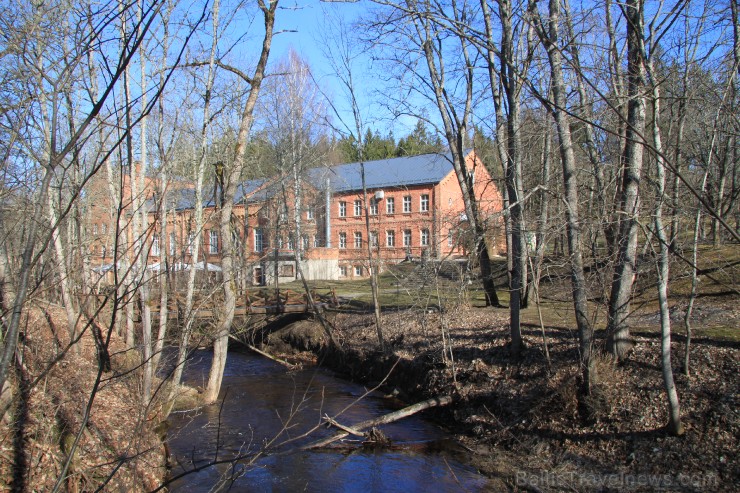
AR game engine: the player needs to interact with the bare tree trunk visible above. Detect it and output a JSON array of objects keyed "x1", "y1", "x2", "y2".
[
  {"x1": 535, "y1": 0, "x2": 594, "y2": 396},
  {"x1": 137, "y1": 0, "x2": 154, "y2": 404},
  {"x1": 562, "y1": 0, "x2": 608, "y2": 250},
  {"x1": 204, "y1": 0, "x2": 277, "y2": 404},
  {"x1": 152, "y1": 2, "x2": 174, "y2": 379},
  {"x1": 168, "y1": 0, "x2": 220, "y2": 408},
  {"x1": 606, "y1": 0, "x2": 647, "y2": 360},
  {"x1": 498, "y1": 0, "x2": 526, "y2": 356},
  {"x1": 48, "y1": 180, "x2": 79, "y2": 344},
  {"x1": 534, "y1": 118, "x2": 551, "y2": 275},
  {"x1": 648, "y1": 61, "x2": 683, "y2": 435},
  {"x1": 360, "y1": 154, "x2": 384, "y2": 348},
  {"x1": 604, "y1": 0, "x2": 626, "y2": 256}
]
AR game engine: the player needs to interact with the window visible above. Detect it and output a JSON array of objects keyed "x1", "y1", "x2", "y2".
[
  {"x1": 421, "y1": 228, "x2": 430, "y2": 246},
  {"x1": 386, "y1": 197, "x2": 395, "y2": 214},
  {"x1": 354, "y1": 231, "x2": 362, "y2": 248},
  {"x1": 339, "y1": 232, "x2": 347, "y2": 249},
  {"x1": 93, "y1": 224, "x2": 98, "y2": 235},
  {"x1": 254, "y1": 228, "x2": 264, "y2": 252},
  {"x1": 448, "y1": 230, "x2": 454, "y2": 247},
  {"x1": 420, "y1": 194, "x2": 430, "y2": 212},
  {"x1": 370, "y1": 231, "x2": 378, "y2": 247},
  {"x1": 169, "y1": 232, "x2": 176, "y2": 256},
  {"x1": 369, "y1": 198, "x2": 378, "y2": 215},
  {"x1": 101, "y1": 246, "x2": 106, "y2": 258},
  {"x1": 339, "y1": 265, "x2": 347, "y2": 277},
  {"x1": 354, "y1": 265, "x2": 362, "y2": 276},
  {"x1": 403, "y1": 195, "x2": 412, "y2": 213},
  {"x1": 187, "y1": 232, "x2": 195, "y2": 254},
  {"x1": 280, "y1": 264, "x2": 294, "y2": 277},
  {"x1": 306, "y1": 208, "x2": 314, "y2": 220},
  {"x1": 287, "y1": 237, "x2": 294, "y2": 251},
  {"x1": 313, "y1": 235, "x2": 320, "y2": 248},
  {"x1": 354, "y1": 199, "x2": 362, "y2": 216},
  {"x1": 152, "y1": 234, "x2": 160, "y2": 256},
  {"x1": 302, "y1": 236, "x2": 309, "y2": 249},
  {"x1": 403, "y1": 229, "x2": 412, "y2": 247},
  {"x1": 102, "y1": 223, "x2": 107, "y2": 234},
  {"x1": 209, "y1": 230, "x2": 218, "y2": 254},
  {"x1": 339, "y1": 201, "x2": 347, "y2": 217},
  {"x1": 386, "y1": 230, "x2": 395, "y2": 247}
]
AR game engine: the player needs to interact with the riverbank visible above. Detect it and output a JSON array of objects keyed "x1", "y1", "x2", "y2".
[
  {"x1": 0, "y1": 305, "x2": 167, "y2": 492},
  {"x1": 264, "y1": 306, "x2": 738, "y2": 492}
]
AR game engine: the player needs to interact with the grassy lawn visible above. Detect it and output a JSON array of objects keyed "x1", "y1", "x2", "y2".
[{"x1": 276, "y1": 244, "x2": 739, "y2": 342}]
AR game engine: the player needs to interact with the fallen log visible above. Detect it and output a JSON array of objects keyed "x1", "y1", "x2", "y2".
[
  {"x1": 302, "y1": 395, "x2": 453, "y2": 450},
  {"x1": 228, "y1": 334, "x2": 298, "y2": 369}
]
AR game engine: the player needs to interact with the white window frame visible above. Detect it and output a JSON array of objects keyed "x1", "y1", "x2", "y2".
[
  {"x1": 339, "y1": 265, "x2": 347, "y2": 277},
  {"x1": 386, "y1": 197, "x2": 395, "y2": 214},
  {"x1": 386, "y1": 230, "x2": 395, "y2": 247},
  {"x1": 254, "y1": 228, "x2": 264, "y2": 252},
  {"x1": 339, "y1": 201, "x2": 347, "y2": 217},
  {"x1": 370, "y1": 231, "x2": 378, "y2": 247},
  {"x1": 369, "y1": 198, "x2": 378, "y2": 215},
  {"x1": 354, "y1": 199, "x2": 362, "y2": 216},
  {"x1": 187, "y1": 232, "x2": 195, "y2": 255},
  {"x1": 306, "y1": 208, "x2": 314, "y2": 220},
  {"x1": 403, "y1": 195, "x2": 412, "y2": 213},
  {"x1": 152, "y1": 233, "x2": 160, "y2": 256},
  {"x1": 354, "y1": 231, "x2": 362, "y2": 248},
  {"x1": 403, "y1": 229, "x2": 412, "y2": 247},
  {"x1": 354, "y1": 265, "x2": 362, "y2": 276},
  {"x1": 421, "y1": 228, "x2": 430, "y2": 246},
  {"x1": 420, "y1": 194, "x2": 429, "y2": 212},
  {"x1": 209, "y1": 230, "x2": 218, "y2": 254},
  {"x1": 339, "y1": 232, "x2": 347, "y2": 249},
  {"x1": 169, "y1": 232, "x2": 176, "y2": 256}
]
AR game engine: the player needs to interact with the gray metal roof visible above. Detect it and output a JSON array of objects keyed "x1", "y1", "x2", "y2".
[
  {"x1": 146, "y1": 153, "x2": 458, "y2": 213},
  {"x1": 308, "y1": 152, "x2": 455, "y2": 192}
]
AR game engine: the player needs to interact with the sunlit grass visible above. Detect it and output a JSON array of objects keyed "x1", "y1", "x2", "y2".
[{"x1": 275, "y1": 243, "x2": 739, "y2": 342}]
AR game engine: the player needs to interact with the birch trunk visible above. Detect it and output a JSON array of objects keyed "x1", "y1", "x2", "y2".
[
  {"x1": 606, "y1": 0, "x2": 647, "y2": 360},
  {"x1": 168, "y1": 0, "x2": 221, "y2": 406},
  {"x1": 204, "y1": 1, "x2": 277, "y2": 404},
  {"x1": 536, "y1": 0, "x2": 594, "y2": 394},
  {"x1": 648, "y1": 61, "x2": 683, "y2": 435}
]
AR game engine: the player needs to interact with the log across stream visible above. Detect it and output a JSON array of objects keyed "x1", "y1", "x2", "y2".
[{"x1": 165, "y1": 347, "x2": 492, "y2": 491}]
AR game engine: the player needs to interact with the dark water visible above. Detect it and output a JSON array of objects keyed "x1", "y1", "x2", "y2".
[{"x1": 166, "y1": 348, "x2": 492, "y2": 492}]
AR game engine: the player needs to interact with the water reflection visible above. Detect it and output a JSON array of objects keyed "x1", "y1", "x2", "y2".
[{"x1": 167, "y1": 348, "x2": 490, "y2": 492}]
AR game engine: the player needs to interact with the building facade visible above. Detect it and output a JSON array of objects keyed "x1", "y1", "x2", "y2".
[{"x1": 86, "y1": 151, "x2": 504, "y2": 286}]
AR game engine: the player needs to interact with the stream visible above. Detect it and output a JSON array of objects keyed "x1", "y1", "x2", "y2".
[{"x1": 166, "y1": 347, "x2": 492, "y2": 492}]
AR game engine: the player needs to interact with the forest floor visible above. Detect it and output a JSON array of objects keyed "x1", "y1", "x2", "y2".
[
  {"x1": 0, "y1": 305, "x2": 167, "y2": 492},
  {"x1": 264, "y1": 248, "x2": 740, "y2": 492}
]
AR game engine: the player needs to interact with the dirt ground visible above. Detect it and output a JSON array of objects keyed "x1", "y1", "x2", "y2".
[
  {"x1": 267, "y1": 300, "x2": 739, "y2": 492},
  {"x1": 0, "y1": 306, "x2": 166, "y2": 492}
]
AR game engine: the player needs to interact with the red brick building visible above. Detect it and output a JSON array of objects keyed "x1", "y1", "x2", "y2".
[{"x1": 86, "y1": 151, "x2": 504, "y2": 285}]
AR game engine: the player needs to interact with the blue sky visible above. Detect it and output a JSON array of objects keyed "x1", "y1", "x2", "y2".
[{"x1": 267, "y1": 1, "x2": 416, "y2": 136}]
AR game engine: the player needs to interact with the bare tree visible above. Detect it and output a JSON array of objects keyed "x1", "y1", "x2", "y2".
[
  {"x1": 168, "y1": 0, "x2": 222, "y2": 408},
  {"x1": 530, "y1": 0, "x2": 594, "y2": 396},
  {"x1": 321, "y1": 9, "x2": 385, "y2": 346},
  {"x1": 367, "y1": 1, "x2": 504, "y2": 321},
  {"x1": 606, "y1": 0, "x2": 648, "y2": 360},
  {"x1": 204, "y1": 0, "x2": 278, "y2": 404},
  {"x1": 0, "y1": 0, "x2": 171, "y2": 397}
]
